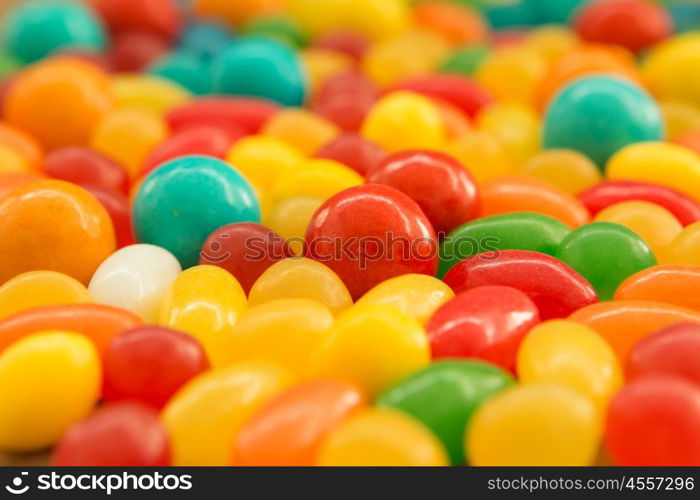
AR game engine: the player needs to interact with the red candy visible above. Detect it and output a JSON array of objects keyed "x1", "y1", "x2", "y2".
[
  {"x1": 606, "y1": 375, "x2": 700, "y2": 466},
  {"x1": 306, "y1": 184, "x2": 439, "y2": 300},
  {"x1": 366, "y1": 150, "x2": 479, "y2": 235},
  {"x1": 42, "y1": 147, "x2": 129, "y2": 195},
  {"x1": 578, "y1": 180, "x2": 700, "y2": 226},
  {"x1": 166, "y1": 98, "x2": 278, "y2": 136},
  {"x1": 574, "y1": 0, "x2": 673, "y2": 54},
  {"x1": 312, "y1": 72, "x2": 378, "y2": 132},
  {"x1": 52, "y1": 402, "x2": 170, "y2": 466},
  {"x1": 90, "y1": 0, "x2": 182, "y2": 42},
  {"x1": 108, "y1": 31, "x2": 170, "y2": 72},
  {"x1": 443, "y1": 250, "x2": 599, "y2": 320},
  {"x1": 103, "y1": 325, "x2": 210, "y2": 409},
  {"x1": 314, "y1": 29, "x2": 370, "y2": 62},
  {"x1": 627, "y1": 322, "x2": 700, "y2": 386},
  {"x1": 315, "y1": 133, "x2": 386, "y2": 176},
  {"x1": 85, "y1": 186, "x2": 135, "y2": 248},
  {"x1": 426, "y1": 285, "x2": 540, "y2": 371},
  {"x1": 200, "y1": 223, "x2": 294, "y2": 295}
]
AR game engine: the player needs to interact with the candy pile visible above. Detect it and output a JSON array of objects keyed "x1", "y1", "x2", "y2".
[{"x1": 0, "y1": 0, "x2": 699, "y2": 467}]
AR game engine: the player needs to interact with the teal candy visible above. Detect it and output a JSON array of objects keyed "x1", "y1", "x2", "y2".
[
  {"x1": 178, "y1": 21, "x2": 232, "y2": 60},
  {"x1": 543, "y1": 76, "x2": 665, "y2": 168},
  {"x1": 133, "y1": 156, "x2": 261, "y2": 268},
  {"x1": 150, "y1": 53, "x2": 213, "y2": 95},
  {"x1": 212, "y1": 37, "x2": 307, "y2": 106},
  {"x1": 2, "y1": 1, "x2": 106, "y2": 64},
  {"x1": 527, "y1": 0, "x2": 588, "y2": 24}
]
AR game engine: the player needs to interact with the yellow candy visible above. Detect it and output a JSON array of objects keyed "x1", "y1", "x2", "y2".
[
  {"x1": 0, "y1": 331, "x2": 100, "y2": 451},
  {"x1": 362, "y1": 91, "x2": 446, "y2": 153},
  {"x1": 523, "y1": 26, "x2": 579, "y2": 63},
  {"x1": 272, "y1": 158, "x2": 363, "y2": 203},
  {"x1": 0, "y1": 143, "x2": 29, "y2": 173},
  {"x1": 594, "y1": 201, "x2": 683, "y2": 260},
  {"x1": 159, "y1": 265, "x2": 247, "y2": 368},
  {"x1": 607, "y1": 142, "x2": 700, "y2": 204},
  {"x1": 517, "y1": 320, "x2": 623, "y2": 414},
  {"x1": 0, "y1": 271, "x2": 91, "y2": 319},
  {"x1": 476, "y1": 103, "x2": 541, "y2": 166},
  {"x1": 162, "y1": 361, "x2": 293, "y2": 466},
  {"x1": 446, "y1": 130, "x2": 514, "y2": 185},
  {"x1": 660, "y1": 101, "x2": 700, "y2": 141},
  {"x1": 90, "y1": 108, "x2": 168, "y2": 178},
  {"x1": 521, "y1": 149, "x2": 602, "y2": 195},
  {"x1": 343, "y1": 0, "x2": 410, "y2": 40},
  {"x1": 666, "y1": 221, "x2": 700, "y2": 265},
  {"x1": 224, "y1": 298, "x2": 334, "y2": 375},
  {"x1": 248, "y1": 258, "x2": 353, "y2": 315},
  {"x1": 262, "y1": 109, "x2": 339, "y2": 156},
  {"x1": 307, "y1": 304, "x2": 430, "y2": 398},
  {"x1": 288, "y1": 0, "x2": 346, "y2": 38},
  {"x1": 264, "y1": 196, "x2": 323, "y2": 255},
  {"x1": 467, "y1": 384, "x2": 600, "y2": 466},
  {"x1": 302, "y1": 49, "x2": 354, "y2": 97},
  {"x1": 355, "y1": 274, "x2": 454, "y2": 325},
  {"x1": 316, "y1": 408, "x2": 448, "y2": 466},
  {"x1": 643, "y1": 33, "x2": 700, "y2": 108},
  {"x1": 226, "y1": 135, "x2": 303, "y2": 193},
  {"x1": 112, "y1": 74, "x2": 191, "y2": 114},
  {"x1": 476, "y1": 47, "x2": 547, "y2": 106}
]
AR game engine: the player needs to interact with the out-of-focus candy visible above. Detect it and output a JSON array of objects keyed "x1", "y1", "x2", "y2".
[
  {"x1": 446, "y1": 130, "x2": 514, "y2": 184},
  {"x1": 440, "y1": 45, "x2": 489, "y2": 76},
  {"x1": 167, "y1": 97, "x2": 278, "y2": 135},
  {"x1": 264, "y1": 196, "x2": 322, "y2": 255},
  {"x1": 0, "y1": 180, "x2": 115, "y2": 284},
  {"x1": 314, "y1": 29, "x2": 369, "y2": 61},
  {"x1": 666, "y1": 221, "x2": 700, "y2": 265},
  {"x1": 133, "y1": 156, "x2": 260, "y2": 268},
  {"x1": 178, "y1": 20, "x2": 231, "y2": 60},
  {"x1": 109, "y1": 31, "x2": 169, "y2": 73},
  {"x1": 475, "y1": 103, "x2": 540, "y2": 165},
  {"x1": 272, "y1": 158, "x2": 363, "y2": 203},
  {"x1": 245, "y1": 16, "x2": 307, "y2": 48},
  {"x1": 162, "y1": 361, "x2": 293, "y2": 466},
  {"x1": 523, "y1": 25, "x2": 579, "y2": 62},
  {"x1": 104, "y1": 325, "x2": 209, "y2": 409},
  {"x1": 159, "y1": 265, "x2": 247, "y2": 367},
  {"x1": 86, "y1": 185, "x2": 136, "y2": 249},
  {"x1": 427, "y1": 286, "x2": 539, "y2": 371},
  {"x1": 522, "y1": 149, "x2": 602, "y2": 195},
  {"x1": 517, "y1": 320, "x2": 622, "y2": 413},
  {"x1": 150, "y1": 53, "x2": 213, "y2": 95},
  {"x1": 306, "y1": 184, "x2": 438, "y2": 299},
  {"x1": 0, "y1": 331, "x2": 100, "y2": 451},
  {"x1": 661, "y1": 101, "x2": 700, "y2": 141},
  {"x1": 0, "y1": 271, "x2": 90, "y2": 320},
  {"x1": 543, "y1": 76, "x2": 664, "y2": 167},
  {"x1": 263, "y1": 109, "x2": 339, "y2": 156},
  {"x1": 316, "y1": 133, "x2": 385, "y2": 176},
  {"x1": 90, "y1": 0, "x2": 182, "y2": 42},
  {"x1": 308, "y1": 305, "x2": 429, "y2": 398},
  {"x1": 467, "y1": 384, "x2": 600, "y2": 466},
  {"x1": 444, "y1": 250, "x2": 598, "y2": 320},
  {"x1": 233, "y1": 379, "x2": 365, "y2": 466},
  {"x1": 616, "y1": 265, "x2": 700, "y2": 312},
  {"x1": 301, "y1": 49, "x2": 354, "y2": 97},
  {"x1": 316, "y1": 408, "x2": 448, "y2": 466},
  {"x1": 556, "y1": 222, "x2": 656, "y2": 300},
  {"x1": 194, "y1": 0, "x2": 284, "y2": 27},
  {"x1": 42, "y1": 147, "x2": 129, "y2": 195},
  {"x1": 248, "y1": 258, "x2": 352, "y2": 315},
  {"x1": 0, "y1": 172, "x2": 45, "y2": 199},
  {"x1": 476, "y1": 47, "x2": 547, "y2": 106},
  {"x1": 366, "y1": 150, "x2": 479, "y2": 235},
  {"x1": 642, "y1": 33, "x2": 700, "y2": 108},
  {"x1": 413, "y1": 1, "x2": 488, "y2": 46},
  {"x1": 378, "y1": 360, "x2": 513, "y2": 465},
  {"x1": 0, "y1": 143, "x2": 28, "y2": 173},
  {"x1": 311, "y1": 71, "x2": 378, "y2": 132},
  {"x1": 355, "y1": 274, "x2": 454, "y2": 325},
  {"x1": 111, "y1": 74, "x2": 190, "y2": 115},
  {"x1": 0, "y1": 122, "x2": 43, "y2": 170},
  {"x1": 89, "y1": 244, "x2": 181, "y2": 322},
  {"x1": 606, "y1": 375, "x2": 700, "y2": 466}
]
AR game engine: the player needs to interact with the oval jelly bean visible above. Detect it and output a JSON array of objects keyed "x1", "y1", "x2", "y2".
[
  {"x1": 90, "y1": 0, "x2": 182, "y2": 42},
  {"x1": 0, "y1": 122, "x2": 44, "y2": 170},
  {"x1": 476, "y1": 47, "x2": 547, "y2": 106},
  {"x1": 0, "y1": 271, "x2": 90, "y2": 320},
  {"x1": 166, "y1": 97, "x2": 279, "y2": 135},
  {"x1": 666, "y1": 221, "x2": 700, "y2": 265},
  {"x1": 272, "y1": 158, "x2": 363, "y2": 203},
  {"x1": 522, "y1": 149, "x2": 602, "y2": 195},
  {"x1": 615, "y1": 265, "x2": 700, "y2": 311},
  {"x1": 42, "y1": 147, "x2": 129, "y2": 195},
  {"x1": 446, "y1": 130, "x2": 514, "y2": 185},
  {"x1": 85, "y1": 185, "x2": 136, "y2": 249},
  {"x1": 111, "y1": 74, "x2": 190, "y2": 115},
  {"x1": 643, "y1": 33, "x2": 700, "y2": 108},
  {"x1": 264, "y1": 197, "x2": 323, "y2": 255},
  {"x1": 316, "y1": 133, "x2": 386, "y2": 176},
  {"x1": 475, "y1": 103, "x2": 540, "y2": 165},
  {"x1": 263, "y1": 109, "x2": 339, "y2": 156}
]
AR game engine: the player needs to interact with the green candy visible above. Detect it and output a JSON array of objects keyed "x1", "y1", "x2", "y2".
[
  {"x1": 0, "y1": 52, "x2": 21, "y2": 79},
  {"x1": 377, "y1": 360, "x2": 514, "y2": 465},
  {"x1": 440, "y1": 45, "x2": 489, "y2": 76},
  {"x1": 438, "y1": 212, "x2": 571, "y2": 277},
  {"x1": 243, "y1": 16, "x2": 308, "y2": 48},
  {"x1": 555, "y1": 222, "x2": 656, "y2": 301}
]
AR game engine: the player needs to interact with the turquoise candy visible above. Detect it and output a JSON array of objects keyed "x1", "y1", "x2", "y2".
[
  {"x1": 212, "y1": 37, "x2": 307, "y2": 106},
  {"x1": 132, "y1": 156, "x2": 261, "y2": 268},
  {"x1": 150, "y1": 53, "x2": 213, "y2": 95},
  {"x1": 178, "y1": 20, "x2": 232, "y2": 60},
  {"x1": 1, "y1": 1, "x2": 106, "y2": 64},
  {"x1": 543, "y1": 76, "x2": 665, "y2": 168},
  {"x1": 527, "y1": 0, "x2": 589, "y2": 24}
]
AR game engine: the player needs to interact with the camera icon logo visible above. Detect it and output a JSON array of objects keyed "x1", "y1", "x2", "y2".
[{"x1": 5, "y1": 472, "x2": 29, "y2": 495}]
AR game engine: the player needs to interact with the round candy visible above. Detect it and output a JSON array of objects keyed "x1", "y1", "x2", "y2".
[
  {"x1": 615, "y1": 265, "x2": 700, "y2": 312},
  {"x1": 315, "y1": 408, "x2": 448, "y2": 467},
  {"x1": 178, "y1": 20, "x2": 232, "y2": 60},
  {"x1": 149, "y1": 52, "x2": 213, "y2": 95},
  {"x1": 427, "y1": 286, "x2": 540, "y2": 371},
  {"x1": 315, "y1": 133, "x2": 386, "y2": 176},
  {"x1": 643, "y1": 33, "x2": 700, "y2": 108},
  {"x1": 311, "y1": 71, "x2": 378, "y2": 132},
  {"x1": 195, "y1": 0, "x2": 284, "y2": 27},
  {"x1": 0, "y1": 122, "x2": 44, "y2": 170},
  {"x1": 314, "y1": 29, "x2": 369, "y2": 61},
  {"x1": 0, "y1": 271, "x2": 90, "y2": 320},
  {"x1": 272, "y1": 158, "x2": 363, "y2": 203},
  {"x1": 52, "y1": 402, "x2": 170, "y2": 466},
  {"x1": 378, "y1": 360, "x2": 513, "y2": 465},
  {"x1": 666, "y1": 221, "x2": 700, "y2": 265},
  {"x1": 85, "y1": 185, "x2": 136, "y2": 249},
  {"x1": 88, "y1": 244, "x2": 182, "y2": 322},
  {"x1": 233, "y1": 379, "x2": 366, "y2": 466},
  {"x1": 0, "y1": 180, "x2": 115, "y2": 285},
  {"x1": 306, "y1": 184, "x2": 439, "y2": 300},
  {"x1": 264, "y1": 196, "x2": 323, "y2": 255},
  {"x1": 542, "y1": 76, "x2": 664, "y2": 168},
  {"x1": 167, "y1": 97, "x2": 278, "y2": 135},
  {"x1": 475, "y1": 103, "x2": 540, "y2": 165},
  {"x1": 440, "y1": 45, "x2": 489, "y2": 76},
  {"x1": 133, "y1": 156, "x2": 260, "y2": 268},
  {"x1": 263, "y1": 109, "x2": 339, "y2": 156},
  {"x1": 111, "y1": 74, "x2": 190, "y2": 115},
  {"x1": 476, "y1": 47, "x2": 546, "y2": 106},
  {"x1": 522, "y1": 149, "x2": 602, "y2": 195},
  {"x1": 0, "y1": 331, "x2": 100, "y2": 451},
  {"x1": 90, "y1": 0, "x2": 182, "y2": 42},
  {"x1": 42, "y1": 147, "x2": 129, "y2": 195},
  {"x1": 446, "y1": 130, "x2": 514, "y2": 185},
  {"x1": 467, "y1": 384, "x2": 600, "y2": 466},
  {"x1": 108, "y1": 31, "x2": 169, "y2": 72}
]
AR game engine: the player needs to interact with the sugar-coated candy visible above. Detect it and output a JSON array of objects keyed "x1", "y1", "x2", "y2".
[
  {"x1": 264, "y1": 196, "x2": 323, "y2": 255},
  {"x1": 643, "y1": 33, "x2": 700, "y2": 108},
  {"x1": 315, "y1": 133, "x2": 386, "y2": 176},
  {"x1": 446, "y1": 130, "x2": 514, "y2": 184},
  {"x1": 90, "y1": 0, "x2": 182, "y2": 42},
  {"x1": 110, "y1": 31, "x2": 170, "y2": 72},
  {"x1": 605, "y1": 375, "x2": 700, "y2": 466},
  {"x1": 467, "y1": 384, "x2": 601, "y2": 466},
  {"x1": 0, "y1": 123, "x2": 43, "y2": 171},
  {"x1": 263, "y1": 109, "x2": 339, "y2": 156},
  {"x1": 427, "y1": 286, "x2": 540, "y2": 371},
  {"x1": 440, "y1": 45, "x2": 489, "y2": 76},
  {"x1": 42, "y1": 147, "x2": 129, "y2": 195},
  {"x1": 0, "y1": 271, "x2": 90, "y2": 320},
  {"x1": 476, "y1": 47, "x2": 547, "y2": 106},
  {"x1": 52, "y1": 402, "x2": 170, "y2": 466},
  {"x1": 162, "y1": 361, "x2": 293, "y2": 466},
  {"x1": 378, "y1": 360, "x2": 513, "y2": 465},
  {"x1": 475, "y1": 103, "x2": 540, "y2": 165},
  {"x1": 315, "y1": 408, "x2": 448, "y2": 467},
  {"x1": 666, "y1": 221, "x2": 700, "y2": 265},
  {"x1": 272, "y1": 158, "x2": 363, "y2": 202},
  {"x1": 0, "y1": 331, "x2": 100, "y2": 451},
  {"x1": 195, "y1": 0, "x2": 284, "y2": 27},
  {"x1": 522, "y1": 149, "x2": 602, "y2": 195},
  {"x1": 159, "y1": 265, "x2": 247, "y2": 365},
  {"x1": 233, "y1": 379, "x2": 366, "y2": 466},
  {"x1": 85, "y1": 185, "x2": 136, "y2": 249},
  {"x1": 111, "y1": 74, "x2": 190, "y2": 115},
  {"x1": 149, "y1": 53, "x2": 213, "y2": 95},
  {"x1": 166, "y1": 97, "x2": 278, "y2": 135},
  {"x1": 661, "y1": 100, "x2": 700, "y2": 141},
  {"x1": 133, "y1": 156, "x2": 260, "y2": 268},
  {"x1": 178, "y1": 20, "x2": 232, "y2": 60}
]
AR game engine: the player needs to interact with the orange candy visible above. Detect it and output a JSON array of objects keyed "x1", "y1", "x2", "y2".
[
  {"x1": 413, "y1": 2, "x2": 488, "y2": 46},
  {"x1": 0, "y1": 180, "x2": 115, "y2": 284},
  {"x1": 569, "y1": 300, "x2": 700, "y2": 362},
  {"x1": 0, "y1": 172, "x2": 45, "y2": 200},
  {"x1": 232, "y1": 379, "x2": 366, "y2": 466},
  {"x1": 479, "y1": 175, "x2": 590, "y2": 228},
  {"x1": 615, "y1": 265, "x2": 700, "y2": 313},
  {"x1": 675, "y1": 130, "x2": 700, "y2": 155},
  {"x1": 0, "y1": 123, "x2": 43, "y2": 170}
]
